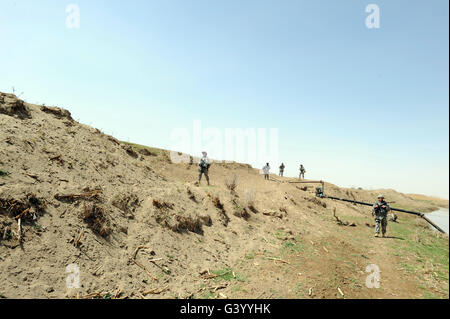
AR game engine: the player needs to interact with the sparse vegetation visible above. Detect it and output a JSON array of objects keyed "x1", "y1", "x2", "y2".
[
  {"x1": 211, "y1": 268, "x2": 246, "y2": 282},
  {"x1": 243, "y1": 189, "x2": 259, "y2": 213},
  {"x1": 55, "y1": 188, "x2": 103, "y2": 203},
  {"x1": 112, "y1": 193, "x2": 139, "y2": 214},
  {"x1": 232, "y1": 199, "x2": 251, "y2": 220},
  {"x1": 81, "y1": 204, "x2": 111, "y2": 237},
  {"x1": 212, "y1": 196, "x2": 230, "y2": 226},
  {"x1": 186, "y1": 188, "x2": 198, "y2": 203},
  {"x1": 153, "y1": 198, "x2": 211, "y2": 234},
  {"x1": 225, "y1": 174, "x2": 238, "y2": 192},
  {"x1": 243, "y1": 189, "x2": 256, "y2": 207},
  {"x1": 152, "y1": 199, "x2": 174, "y2": 211}
]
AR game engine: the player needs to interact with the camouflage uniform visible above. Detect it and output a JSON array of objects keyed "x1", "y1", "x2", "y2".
[
  {"x1": 279, "y1": 163, "x2": 285, "y2": 177},
  {"x1": 373, "y1": 199, "x2": 390, "y2": 236},
  {"x1": 198, "y1": 156, "x2": 210, "y2": 185},
  {"x1": 299, "y1": 165, "x2": 305, "y2": 179},
  {"x1": 262, "y1": 164, "x2": 270, "y2": 180}
]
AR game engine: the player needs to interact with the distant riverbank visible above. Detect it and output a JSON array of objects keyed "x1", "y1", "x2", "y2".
[{"x1": 427, "y1": 208, "x2": 449, "y2": 234}]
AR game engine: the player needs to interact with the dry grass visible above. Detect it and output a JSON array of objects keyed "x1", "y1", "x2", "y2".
[
  {"x1": 212, "y1": 196, "x2": 230, "y2": 226},
  {"x1": 0, "y1": 194, "x2": 46, "y2": 221},
  {"x1": 243, "y1": 189, "x2": 256, "y2": 207},
  {"x1": 138, "y1": 148, "x2": 157, "y2": 157},
  {"x1": 122, "y1": 145, "x2": 138, "y2": 158},
  {"x1": 82, "y1": 204, "x2": 111, "y2": 237},
  {"x1": 212, "y1": 196, "x2": 225, "y2": 211},
  {"x1": 172, "y1": 215, "x2": 206, "y2": 234},
  {"x1": 112, "y1": 193, "x2": 139, "y2": 214},
  {"x1": 307, "y1": 197, "x2": 327, "y2": 208},
  {"x1": 152, "y1": 199, "x2": 174, "y2": 211},
  {"x1": 234, "y1": 207, "x2": 250, "y2": 220},
  {"x1": 225, "y1": 174, "x2": 238, "y2": 192},
  {"x1": 242, "y1": 189, "x2": 259, "y2": 214},
  {"x1": 187, "y1": 188, "x2": 198, "y2": 203},
  {"x1": 156, "y1": 211, "x2": 212, "y2": 235},
  {"x1": 55, "y1": 188, "x2": 103, "y2": 203},
  {"x1": 415, "y1": 217, "x2": 431, "y2": 229}
]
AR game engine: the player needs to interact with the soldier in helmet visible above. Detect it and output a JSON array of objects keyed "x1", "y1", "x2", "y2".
[
  {"x1": 372, "y1": 194, "x2": 390, "y2": 237},
  {"x1": 197, "y1": 151, "x2": 210, "y2": 185},
  {"x1": 299, "y1": 164, "x2": 306, "y2": 179}
]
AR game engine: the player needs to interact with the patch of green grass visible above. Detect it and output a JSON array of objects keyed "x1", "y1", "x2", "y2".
[
  {"x1": 295, "y1": 283, "x2": 306, "y2": 298},
  {"x1": 231, "y1": 285, "x2": 247, "y2": 293},
  {"x1": 33, "y1": 224, "x2": 42, "y2": 231},
  {"x1": 389, "y1": 217, "x2": 449, "y2": 297},
  {"x1": 211, "y1": 268, "x2": 246, "y2": 282},
  {"x1": 349, "y1": 277, "x2": 362, "y2": 289},
  {"x1": 155, "y1": 270, "x2": 167, "y2": 280},
  {"x1": 245, "y1": 252, "x2": 255, "y2": 259},
  {"x1": 282, "y1": 241, "x2": 305, "y2": 253},
  {"x1": 274, "y1": 229, "x2": 288, "y2": 240},
  {"x1": 200, "y1": 290, "x2": 216, "y2": 299},
  {"x1": 423, "y1": 291, "x2": 444, "y2": 299}
]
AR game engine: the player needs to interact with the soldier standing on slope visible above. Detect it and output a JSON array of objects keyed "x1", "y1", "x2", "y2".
[
  {"x1": 372, "y1": 194, "x2": 390, "y2": 238},
  {"x1": 197, "y1": 151, "x2": 210, "y2": 186}
]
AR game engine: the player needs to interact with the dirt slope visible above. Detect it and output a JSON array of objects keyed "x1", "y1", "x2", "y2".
[{"x1": 0, "y1": 92, "x2": 448, "y2": 299}]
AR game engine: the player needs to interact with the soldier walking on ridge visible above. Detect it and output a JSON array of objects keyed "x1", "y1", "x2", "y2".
[
  {"x1": 279, "y1": 163, "x2": 285, "y2": 177},
  {"x1": 299, "y1": 164, "x2": 306, "y2": 179},
  {"x1": 262, "y1": 163, "x2": 270, "y2": 180}
]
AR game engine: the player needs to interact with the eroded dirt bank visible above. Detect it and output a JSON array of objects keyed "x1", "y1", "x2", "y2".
[{"x1": 1, "y1": 92, "x2": 448, "y2": 299}]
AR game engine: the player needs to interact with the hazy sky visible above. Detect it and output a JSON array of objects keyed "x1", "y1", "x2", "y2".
[{"x1": 1, "y1": 0, "x2": 448, "y2": 198}]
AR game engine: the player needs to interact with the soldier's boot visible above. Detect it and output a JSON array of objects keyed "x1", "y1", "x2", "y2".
[
  {"x1": 374, "y1": 233, "x2": 379, "y2": 238},
  {"x1": 382, "y1": 232, "x2": 386, "y2": 238}
]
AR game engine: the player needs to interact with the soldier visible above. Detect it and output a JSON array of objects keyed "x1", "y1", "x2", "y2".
[
  {"x1": 279, "y1": 163, "x2": 285, "y2": 177},
  {"x1": 299, "y1": 164, "x2": 306, "y2": 179},
  {"x1": 197, "y1": 151, "x2": 210, "y2": 185},
  {"x1": 262, "y1": 163, "x2": 270, "y2": 180},
  {"x1": 372, "y1": 194, "x2": 390, "y2": 237}
]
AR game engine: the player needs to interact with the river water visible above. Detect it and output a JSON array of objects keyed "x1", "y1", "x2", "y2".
[{"x1": 426, "y1": 208, "x2": 449, "y2": 234}]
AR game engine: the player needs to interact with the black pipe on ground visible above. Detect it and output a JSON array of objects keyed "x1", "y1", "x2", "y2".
[{"x1": 322, "y1": 195, "x2": 445, "y2": 234}]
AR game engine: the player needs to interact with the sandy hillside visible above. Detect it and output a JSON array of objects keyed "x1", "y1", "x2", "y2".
[{"x1": 0, "y1": 92, "x2": 448, "y2": 299}]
